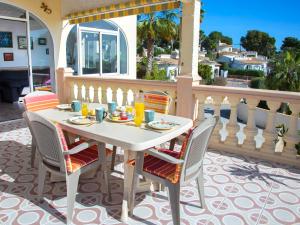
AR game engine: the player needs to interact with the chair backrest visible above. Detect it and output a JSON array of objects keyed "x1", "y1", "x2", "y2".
[
  {"x1": 24, "y1": 91, "x2": 59, "y2": 112},
  {"x1": 144, "y1": 91, "x2": 172, "y2": 114},
  {"x1": 181, "y1": 116, "x2": 219, "y2": 183},
  {"x1": 24, "y1": 111, "x2": 67, "y2": 172}
]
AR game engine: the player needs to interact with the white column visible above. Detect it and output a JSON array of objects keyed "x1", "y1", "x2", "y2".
[{"x1": 179, "y1": 0, "x2": 201, "y2": 80}]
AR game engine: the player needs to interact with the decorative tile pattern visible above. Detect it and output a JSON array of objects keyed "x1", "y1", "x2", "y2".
[{"x1": 0, "y1": 119, "x2": 300, "y2": 225}]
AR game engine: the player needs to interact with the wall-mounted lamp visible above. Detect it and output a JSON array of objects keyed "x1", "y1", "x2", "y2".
[{"x1": 41, "y1": 2, "x2": 52, "y2": 14}]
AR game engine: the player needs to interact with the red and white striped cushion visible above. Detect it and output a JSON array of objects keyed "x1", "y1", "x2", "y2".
[
  {"x1": 129, "y1": 128, "x2": 194, "y2": 184},
  {"x1": 24, "y1": 93, "x2": 59, "y2": 112},
  {"x1": 56, "y1": 124, "x2": 111, "y2": 173},
  {"x1": 144, "y1": 93, "x2": 170, "y2": 114}
]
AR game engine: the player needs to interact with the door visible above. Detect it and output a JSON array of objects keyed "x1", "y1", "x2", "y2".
[
  {"x1": 80, "y1": 31, "x2": 100, "y2": 75},
  {"x1": 101, "y1": 34, "x2": 118, "y2": 74}
]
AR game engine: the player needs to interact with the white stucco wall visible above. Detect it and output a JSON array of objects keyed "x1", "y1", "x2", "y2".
[
  {"x1": 1, "y1": 1, "x2": 137, "y2": 80},
  {"x1": 59, "y1": 15, "x2": 137, "y2": 78},
  {"x1": 0, "y1": 19, "x2": 53, "y2": 68}
]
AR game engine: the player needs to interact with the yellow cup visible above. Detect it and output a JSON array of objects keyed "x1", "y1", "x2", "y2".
[{"x1": 81, "y1": 103, "x2": 89, "y2": 117}]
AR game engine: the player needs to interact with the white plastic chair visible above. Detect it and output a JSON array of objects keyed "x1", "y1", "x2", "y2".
[
  {"x1": 130, "y1": 116, "x2": 219, "y2": 225},
  {"x1": 24, "y1": 111, "x2": 111, "y2": 224},
  {"x1": 24, "y1": 91, "x2": 59, "y2": 167}
]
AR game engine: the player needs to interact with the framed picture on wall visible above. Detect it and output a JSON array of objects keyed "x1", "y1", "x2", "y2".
[
  {"x1": 3, "y1": 53, "x2": 14, "y2": 61},
  {"x1": 38, "y1": 38, "x2": 47, "y2": 45},
  {"x1": 0, "y1": 31, "x2": 13, "y2": 48},
  {"x1": 17, "y1": 36, "x2": 34, "y2": 50},
  {"x1": 17, "y1": 36, "x2": 27, "y2": 49}
]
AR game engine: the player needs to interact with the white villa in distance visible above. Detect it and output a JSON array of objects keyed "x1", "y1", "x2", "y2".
[{"x1": 216, "y1": 41, "x2": 268, "y2": 74}]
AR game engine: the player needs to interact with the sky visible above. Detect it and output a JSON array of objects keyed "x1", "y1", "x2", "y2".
[{"x1": 200, "y1": 0, "x2": 300, "y2": 49}]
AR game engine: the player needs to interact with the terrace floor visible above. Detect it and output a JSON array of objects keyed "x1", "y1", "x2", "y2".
[{"x1": 0, "y1": 119, "x2": 300, "y2": 225}]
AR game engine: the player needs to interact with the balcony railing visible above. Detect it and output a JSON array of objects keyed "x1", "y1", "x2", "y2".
[{"x1": 56, "y1": 68, "x2": 300, "y2": 167}]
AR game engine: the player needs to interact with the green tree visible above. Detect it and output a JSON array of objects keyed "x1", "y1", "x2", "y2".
[
  {"x1": 138, "y1": 12, "x2": 178, "y2": 76},
  {"x1": 266, "y1": 51, "x2": 300, "y2": 92},
  {"x1": 281, "y1": 37, "x2": 300, "y2": 53},
  {"x1": 198, "y1": 64, "x2": 213, "y2": 84},
  {"x1": 241, "y1": 30, "x2": 276, "y2": 58},
  {"x1": 199, "y1": 30, "x2": 206, "y2": 47},
  {"x1": 202, "y1": 31, "x2": 232, "y2": 52}
]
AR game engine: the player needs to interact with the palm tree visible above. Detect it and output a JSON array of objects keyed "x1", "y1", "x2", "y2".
[
  {"x1": 138, "y1": 12, "x2": 178, "y2": 75},
  {"x1": 267, "y1": 51, "x2": 300, "y2": 92}
]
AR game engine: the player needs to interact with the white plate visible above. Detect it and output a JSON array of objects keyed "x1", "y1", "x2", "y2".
[
  {"x1": 68, "y1": 116, "x2": 92, "y2": 125},
  {"x1": 56, "y1": 104, "x2": 71, "y2": 110},
  {"x1": 107, "y1": 116, "x2": 133, "y2": 123},
  {"x1": 147, "y1": 120, "x2": 176, "y2": 130}
]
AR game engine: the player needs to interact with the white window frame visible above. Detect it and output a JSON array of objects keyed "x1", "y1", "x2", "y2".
[{"x1": 78, "y1": 26, "x2": 120, "y2": 76}]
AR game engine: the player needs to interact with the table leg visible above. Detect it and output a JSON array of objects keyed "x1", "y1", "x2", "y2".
[{"x1": 121, "y1": 149, "x2": 136, "y2": 223}]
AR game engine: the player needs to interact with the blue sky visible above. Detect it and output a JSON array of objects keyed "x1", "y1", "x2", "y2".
[{"x1": 201, "y1": 0, "x2": 300, "y2": 49}]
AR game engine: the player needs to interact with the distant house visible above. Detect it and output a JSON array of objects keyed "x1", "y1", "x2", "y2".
[
  {"x1": 155, "y1": 55, "x2": 179, "y2": 80},
  {"x1": 217, "y1": 50, "x2": 268, "y2": 75},
  {"x1": 199, "y1": 57, "x2": 221, "y2": 78},
  {"x1": 217, "y1": 41, "x2": 233, "y2": 53},
  {"x1": 217, "y1": 52, "x2": 239, "y2": 64},
  {"x1": 231, "y1": 58, "x2": 268, "y2": 74}
]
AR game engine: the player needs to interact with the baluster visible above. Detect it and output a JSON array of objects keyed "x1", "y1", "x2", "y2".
[
  {"x1": 89, "y1": 86, "x2": 95, "y2": 103},
  {"x1": 219, "y1": 96, "x2": 230, "y2": 142},
  {"x1": 73, "y1": 83, "x2": 78, "y2": 100},
  {"x1": 265, "y1": 101, "x2": 279, "y2": 149},
  {"x1": 106, "y1": 87, "x2": 113, "y2": 103},
  {"x1": 213, "y1": 96, "x2": 222, "y2": 141},
  {"x1": 235, "y1": 98, "x2": 247, "y2": 145},
  {"x1": 226, "y1": 96, "x2": 239, "y2": 146},
  {"x1": 195, "y1": 94, "x2": 206, "y2": 123},
  {"x1": 287, "y1": 103, "x2": 300, "y2": 151},
  {"x1": 245, "y1": 99, "x2": 259, "y2": 148},
  {"x1": 127, "y1": 89, "x2": 134, "y2": 106},
  {"x1": 116, "y1": 88, "x2": 124, "y2": 107}
]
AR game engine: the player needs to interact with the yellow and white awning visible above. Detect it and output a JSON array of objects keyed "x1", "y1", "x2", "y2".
[{"x1": 65, "y1": 0, "x2": 181, "y2": 24}]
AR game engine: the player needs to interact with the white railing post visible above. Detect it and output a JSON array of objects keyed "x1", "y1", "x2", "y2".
[
  {"x1": 176, "y1": 76, "x2": 194, "y2": 118},
  {"x1": 56, "y1": 67, "x2": 74, "y2": 103},
  {"x1": 179, "y1": 0, "x2": 201, "y2": 80}
]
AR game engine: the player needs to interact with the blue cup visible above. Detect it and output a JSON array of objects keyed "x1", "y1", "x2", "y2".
[
  {"x1": 108, "y1": 102, "x2": 117, "y2": 114},
  {"x1": 145, "y1": 110, "x2": 155, "y2": 123},
  {"x1": 95, "y1": 107, "x2": 108, "y2": 122},
  {"x1": 71, "y1": 100, "x2": 81, "y2": 112}
]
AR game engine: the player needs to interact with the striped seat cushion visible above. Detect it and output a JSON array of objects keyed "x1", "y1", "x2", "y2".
[
  {"x1": 24, "y1": 93, "x2": 59, "y2": 111},
  {"x1": 144, "y1": 93, "x2": 170, "y2": 114},
  {"x1": 143, "y1": 148, "x2": 180, "y2": 183},
  {"x1": 56, "y1": 124, "x2": 111, "y2": 173},
  {"x1": 68, "y1": 141, "x2": 99, "y2": 172},
  {"x1": 130, "y1": 128, "x2": 194, "y2": 184}
]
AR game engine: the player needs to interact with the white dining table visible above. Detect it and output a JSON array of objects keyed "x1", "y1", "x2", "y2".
[{"x1": 36, "y1": 104, "x2": 193, "y2": 222}]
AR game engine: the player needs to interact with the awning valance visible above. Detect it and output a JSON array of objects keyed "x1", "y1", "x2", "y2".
[{"x1": 65, "y1": 0, "x2": 181, "y2": 25}]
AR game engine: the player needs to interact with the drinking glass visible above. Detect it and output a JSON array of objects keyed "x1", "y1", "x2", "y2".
[
  {"x1": 134, "y1": 102, "x2": 144, "y2": 127},
  {"x1": 82, "y1": 103, "x2": 89, "y2": 117}
]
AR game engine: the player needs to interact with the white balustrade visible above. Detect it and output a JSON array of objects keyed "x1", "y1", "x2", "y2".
[{"x1": 56, "y1": 69, "x2": 300, "y2": 167}]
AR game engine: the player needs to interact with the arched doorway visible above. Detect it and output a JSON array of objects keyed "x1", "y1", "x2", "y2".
[{"x1": 0, "y1": 2, "x2": 55, "y2": 121}]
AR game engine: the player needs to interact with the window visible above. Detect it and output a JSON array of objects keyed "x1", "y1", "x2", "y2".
[{"x1": 66, "y1": 20, "x2": 128, "y2": 75}]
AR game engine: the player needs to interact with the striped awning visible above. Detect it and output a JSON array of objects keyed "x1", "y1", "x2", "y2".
[{"x1": 65, "y1": 0, "x2": 181, "y2": 24}]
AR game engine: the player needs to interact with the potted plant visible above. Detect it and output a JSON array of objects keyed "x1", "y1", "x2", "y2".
[{"x1": 274, "y1": 124, "x2": 288, "y2": 153}]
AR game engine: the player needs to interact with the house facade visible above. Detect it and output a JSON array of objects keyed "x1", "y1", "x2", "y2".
[
  {"x1": 0, "y1": 0, "x2": 137, "y2": 97},
  {"x1": 231, "y1": 58, "x2": 268, "y2": 74}
]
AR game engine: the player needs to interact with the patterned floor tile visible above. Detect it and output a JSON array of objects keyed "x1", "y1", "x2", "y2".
[{"x1": 1, "y1": 119, "x2": 300, "y2": 225}]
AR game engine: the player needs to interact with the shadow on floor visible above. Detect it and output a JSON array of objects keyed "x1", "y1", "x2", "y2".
[{"x1": 228, "y1": 164, "x2": 300, "y2": 186}]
